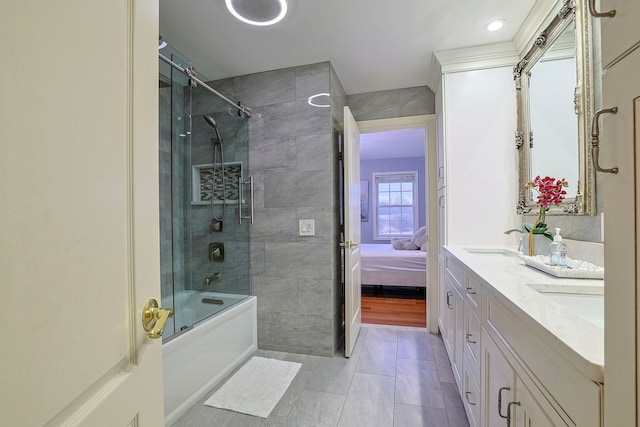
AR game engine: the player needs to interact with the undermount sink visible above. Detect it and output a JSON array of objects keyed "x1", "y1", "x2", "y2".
[
  {"x1": 525, "y1": 282, "x2": 604, "y2": 295},
  {"x1": 524, "y1": 282, "x2": 604, "y2": 328},
  {"x1": 540, "y1": 292, "x2": 604, "y2": 329},
  {"x1": 464, "y1": 247, "x2": 519, "y2": 257}
]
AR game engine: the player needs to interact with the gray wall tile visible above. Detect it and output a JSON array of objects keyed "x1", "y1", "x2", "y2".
[{"x1": 347, "y1": 86, "x2": 436, "y2": 121}]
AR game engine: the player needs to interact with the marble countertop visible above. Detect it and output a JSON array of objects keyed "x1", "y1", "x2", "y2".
[{"x1": 444, "y1": 245, "x2": 604, "y2": 383}]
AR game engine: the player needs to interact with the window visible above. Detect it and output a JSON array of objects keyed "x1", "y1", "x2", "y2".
[{"x1": 373, "y1": 171, "x2": 418, "y2": 239}]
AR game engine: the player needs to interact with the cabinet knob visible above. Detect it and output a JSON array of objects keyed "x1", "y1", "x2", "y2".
[
  {"x1": 465, "y1": 333, "x2": 476, "y2": 344},
  {"x1": 465, "y1": 391, "x2": 476, "y2": 406}
]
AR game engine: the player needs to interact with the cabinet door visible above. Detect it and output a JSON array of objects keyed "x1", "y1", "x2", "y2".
[
  {"x1": 482, "y1": 329, "x2": 516, "y2": 427},
  {"x1": 514, "y1": 377, "x2": 568, "y2": 427},
  {"x1": 601, "y1": 48, "x2": 640, "y2": 426},
  {"x1": 600, "y1": 0, "x2": 640, "y2": 68},
  {"x1": 438, "y1": 260, "x2": 448, "y2": 336},
  {"x1": 443, "y1": 274, "x2": 464, "y2": 387}
]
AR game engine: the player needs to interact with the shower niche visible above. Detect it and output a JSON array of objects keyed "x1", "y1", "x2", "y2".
[{"x1": 191, "y1": 162, "x2": 243, "y2": 205}]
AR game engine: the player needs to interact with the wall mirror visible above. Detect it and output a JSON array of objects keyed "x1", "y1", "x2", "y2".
[{"x1": 515, "y1": 0, "x2": 595, "y2": 215}]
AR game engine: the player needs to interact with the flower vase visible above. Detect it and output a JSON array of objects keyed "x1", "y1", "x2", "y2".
[
  {"x1": 524, "y1": 207, "x2": 550, "y2": 256},
  {"x1": 521, "y1": 233, "x2": 551, "y2": 256}
]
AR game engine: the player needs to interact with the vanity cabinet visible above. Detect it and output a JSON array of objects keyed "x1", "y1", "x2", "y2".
[
  {"x1": 439, "y1": 249, "x2": 602, "y2": 427},
  {"x1": 600, "y1": 0, "x2": 640, "y2": 67},
  {"x1": 482, "y1": 329, "x2": 567, "y2": 427},
  {"x1": 599, "y1": 17, "x2": 640, "y2": 423}
]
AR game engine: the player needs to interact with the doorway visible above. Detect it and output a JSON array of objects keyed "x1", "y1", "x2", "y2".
[{"x1": 356, "y1": 115, "x2": 438, "y2": 331}]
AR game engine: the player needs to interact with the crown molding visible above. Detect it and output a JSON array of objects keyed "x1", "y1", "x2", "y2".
[{"x1": 433, "y1": 41, "x2": 519, "y2": 74}]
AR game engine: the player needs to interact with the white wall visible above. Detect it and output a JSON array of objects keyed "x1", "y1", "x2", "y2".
[{"x1": 444, "y1": 67, "x2": 520, "y2": 246}]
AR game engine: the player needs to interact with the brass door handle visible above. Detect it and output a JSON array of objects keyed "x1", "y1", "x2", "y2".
[
  {"x1": 339, "y1": 241, "x2": 360, "y2": 248},
  {"x1": 142, "y1": 298, "x2": 174, "y2": 339}
]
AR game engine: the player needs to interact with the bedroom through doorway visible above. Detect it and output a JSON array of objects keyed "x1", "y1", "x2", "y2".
[{"x1": 358, "y1": 121, "x2": 429, "y2": 328}]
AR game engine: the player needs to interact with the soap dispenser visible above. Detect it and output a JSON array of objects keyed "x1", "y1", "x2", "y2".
[{"x1": 549, "y1": 228, "x2": 568, "y2": 268}]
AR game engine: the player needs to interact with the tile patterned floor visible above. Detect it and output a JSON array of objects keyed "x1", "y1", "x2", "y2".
[{"x1": 172, "y1": 324, "x2": 470, "y2": 427}]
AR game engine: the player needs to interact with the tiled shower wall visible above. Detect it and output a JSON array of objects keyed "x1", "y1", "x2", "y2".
[
  {"x1": 213, "y1": 62, "x2": 340, "y2": 356},
  {"x1": 206, "y1": 62, "x2": 436, "y2": 356},
  {"x1": 347, "y1": 86, "x2": 436, "y2": 121}
]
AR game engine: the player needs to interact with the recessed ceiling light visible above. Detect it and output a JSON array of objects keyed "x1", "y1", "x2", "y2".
[
  {"x1": 307, "y1": 93, "x2": 330, "y2": 108},
  {"x1": 225, "y1": 0, "x2": 288, "y2": 27},
  {"x1": 486, "y1": 19, "x2": 506, "y2": 32}
]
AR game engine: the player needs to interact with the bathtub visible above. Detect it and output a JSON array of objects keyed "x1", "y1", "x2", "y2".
[{"x1": 162, "y1": 292, "x2": 257, "y2": 425}]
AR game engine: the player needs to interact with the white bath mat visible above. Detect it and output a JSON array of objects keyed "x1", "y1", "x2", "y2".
[{"x1": 204, "y1": 356, "x2": 302, "y2": 418}]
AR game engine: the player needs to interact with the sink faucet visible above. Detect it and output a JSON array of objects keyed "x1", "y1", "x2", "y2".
[
  {"x1": 504, "y1": 228, "x2": 524, "y2": 251},
  {"x1": 504, "y1": 228, "x2": 523, "y2": 235}
]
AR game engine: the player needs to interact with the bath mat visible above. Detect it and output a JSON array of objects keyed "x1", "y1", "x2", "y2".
[{"x1": 204, "y1": 356, "x2": 302, "y2": 418}]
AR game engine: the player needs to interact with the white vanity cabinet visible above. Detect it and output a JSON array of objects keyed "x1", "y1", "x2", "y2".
[
  {"x1": 482, "y1": 329, "x2": 567, "y2": 427},
  {"x1": 439, "y1": 248, "x2": 603, "y2": 427},
  {"x1": 599, "y1": 0, "x2": 640, "y2": 67},
  {"x1": 598, "y1": 2, "x2": 640, "y2": 422}
]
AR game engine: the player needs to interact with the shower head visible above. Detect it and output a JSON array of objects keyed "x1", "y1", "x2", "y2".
[{"x1": 203, "y1": 114, "x2": 218, "y2": 129}]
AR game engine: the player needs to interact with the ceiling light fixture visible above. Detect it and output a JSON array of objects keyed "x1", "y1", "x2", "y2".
[
  {"x1": 486, "y1": 19, "x2": 506, "y2": 32},
  {"x1": 307, "y1": 93, "x2": 330, "y2": 108},
  {"x1": 159, "y1": 35, "x2": 167, "y2": 49},
  {"x1": 225, "y1": 0, "x2": 288, "y2": 27}
]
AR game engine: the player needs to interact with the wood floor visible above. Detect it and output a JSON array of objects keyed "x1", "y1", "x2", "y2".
[{"x1": 361, "y1": 295, "x2": 427, "y2": 328}]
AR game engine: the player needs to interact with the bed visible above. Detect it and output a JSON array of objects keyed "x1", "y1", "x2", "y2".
[{"x1": 360, "y1": 243, "x2": 427, "y2": 288}]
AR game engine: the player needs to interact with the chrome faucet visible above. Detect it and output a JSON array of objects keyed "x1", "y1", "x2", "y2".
[
  {"x1": 504, "y1": 228, "x2": 524, "y2": 251},
  {"x1": 504, "y1": 228, "x2": 523, "y2": 235},
  {"x1": 202, "y1": 273, "x2": 222, "y2": 287}
]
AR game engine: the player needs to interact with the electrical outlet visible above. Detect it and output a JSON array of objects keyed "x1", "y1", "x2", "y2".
[{"x1": 298, "y1": 219, "x2": 315, "y2": 236}]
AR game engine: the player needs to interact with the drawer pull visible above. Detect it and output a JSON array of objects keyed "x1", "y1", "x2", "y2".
[
  {"x1": 588, "y1": 0, "x2": 616, "y2": 17},
  {"x1": 465, "y1": 333, "x2": 476, "y2": 344},
  {"x1": 498, "y1": 387, "x2": 510, "y2": 419},
  {"x1": 507, "y1": 401, "x2": 521, "y2": 427},
  {"x1": 465, "y1": 391, "x2": 476, "y2": 406},
  {"x1": 591, "y1": 107, "x2": 619, "y2": 174},
  {"x1": 446, "y1": 291, "x2": 453, "y2": 309}
]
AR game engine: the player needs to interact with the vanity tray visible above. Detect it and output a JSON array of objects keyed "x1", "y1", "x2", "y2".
[{"x1": 519, "y1": 255, "x2": 604, "y2": 279}]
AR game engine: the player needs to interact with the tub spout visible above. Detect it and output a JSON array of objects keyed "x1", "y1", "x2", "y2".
[{"x1": 203, "y1": 273, "x2": 222, "y2": 286}]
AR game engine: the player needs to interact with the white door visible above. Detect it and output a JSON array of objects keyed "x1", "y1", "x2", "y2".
[
  {"x1": 0, "y1": 2, "x2": 165, "y2": 426},
  {"x1": 343, "y1": 107, "x2": 362, "y2": 358}
]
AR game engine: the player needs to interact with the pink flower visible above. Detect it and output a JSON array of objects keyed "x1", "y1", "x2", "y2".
[{"x1": 524, "y1": 176, "x2": 569, "y2": 208}]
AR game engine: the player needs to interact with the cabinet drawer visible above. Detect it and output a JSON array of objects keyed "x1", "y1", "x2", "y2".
[
  {"x1": 600, "y1": 0, "x2": 640, "y2": 68},
  {"x1": 464, "y1": 307, "x2": 481, "y2": 383},
  {"x1": 464, "y1": 274, "x2": 480, "y2": 314},
  {"x1": 462, "y1": 353, "x2": 480, "y2": 427},
  {"x1": 445, "y1": 254, "x2": 464, "y2": 289}
]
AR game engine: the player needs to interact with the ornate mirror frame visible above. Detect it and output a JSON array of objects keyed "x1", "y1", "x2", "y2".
[{"x1": 515, "y1": 0, "x2": 595, "y2": 215}]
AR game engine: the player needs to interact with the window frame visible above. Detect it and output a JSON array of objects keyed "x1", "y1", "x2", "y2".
[{"x1": 372, "y1": 170, "x2": 419, "y2": 240}]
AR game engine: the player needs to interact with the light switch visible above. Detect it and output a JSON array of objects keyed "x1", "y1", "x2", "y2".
[{"x1": 298, "y1": 219, "x2": 315, "y2": 236}]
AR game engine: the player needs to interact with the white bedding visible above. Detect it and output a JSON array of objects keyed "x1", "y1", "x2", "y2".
[{"x1": 360, "y1": 243, "x2": 427, "y2": 287}]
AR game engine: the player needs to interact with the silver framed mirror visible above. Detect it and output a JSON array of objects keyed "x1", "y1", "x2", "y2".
[{"x1": 515, "y1": 0, "x2": 595, "y2": 215}]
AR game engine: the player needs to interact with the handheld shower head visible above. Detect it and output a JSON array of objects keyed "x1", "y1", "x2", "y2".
[{"x1": 203, "y1": 114, "x2": 218, "y2": 129}]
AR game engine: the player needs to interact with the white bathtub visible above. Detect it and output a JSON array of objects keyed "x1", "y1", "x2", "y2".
[{"x1": 162, "y1": 292, "x2": 257, "y2": 425}]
